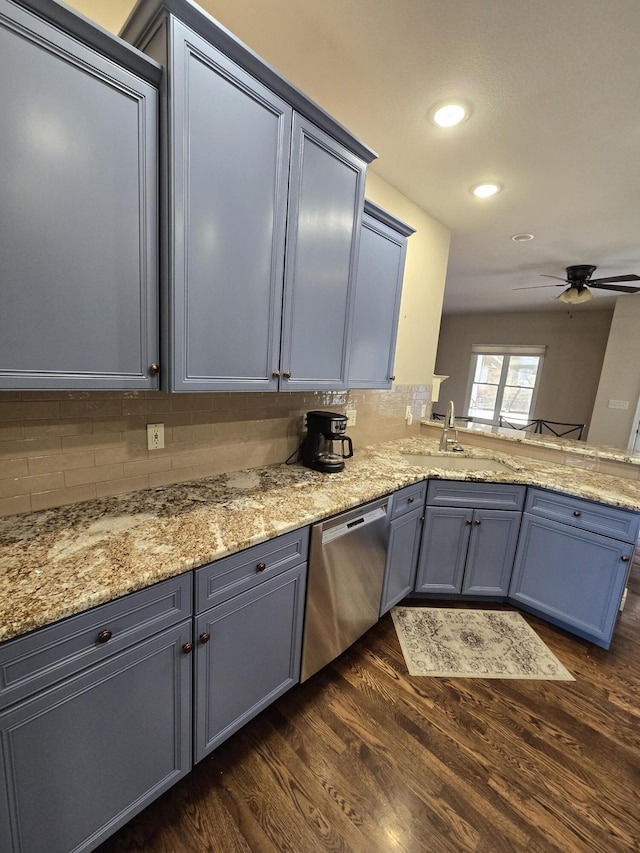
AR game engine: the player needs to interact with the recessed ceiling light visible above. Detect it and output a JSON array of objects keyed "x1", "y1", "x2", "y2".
[
  {"x1": 511, "y1": 233, "x2": 534, "y2": 242},
  {"x1": 471, "y1": 182, "x2": 502, "y2": 198},
  {"x1": 431, "y1": 101, "x2": 470, "y2": 127}
]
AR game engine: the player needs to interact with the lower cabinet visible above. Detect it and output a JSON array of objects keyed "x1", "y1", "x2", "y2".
[
  {"x1": 509, "y1": 488, "x2": 639, "y2": 648},
  {"x1": 380, "y1": 481, "x2": 427, "y2": 615},
  {"x1": 193, "y1": 528, "x2": 308, "y2": 761},
  {"x1": 0, "y1": 576, "x2": 193, "y2": 853},
  {"x1": 415, "y1": 481, "x2": 525, "y2": 596}
]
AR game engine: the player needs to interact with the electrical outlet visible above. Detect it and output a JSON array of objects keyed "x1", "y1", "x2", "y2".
[
  {"x1": 147, "y1": 423, "x2": 164, "y2": 450},
  {"x1": 405, "y1": 406, "x2": 413, "y2": 425},
  {"x1": 346, "y1": 409, "x2": 357, "y2": 427},
  {"x1": 420, "y1": 404, "x2": 427, "y2": 419}
]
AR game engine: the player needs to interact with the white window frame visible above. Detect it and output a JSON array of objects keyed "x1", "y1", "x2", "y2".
[{"x1": 464, "y1": 344, "x2": 546, "y2": 427}]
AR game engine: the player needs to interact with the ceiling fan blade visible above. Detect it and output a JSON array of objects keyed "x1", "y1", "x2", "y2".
[
  {"x1": 590, "y1": 282, "x2": 640, "y2": 293},
  {"x1": 540, "y1": 274, "x2": 568, "y2": 281},
  {"x1": 513, "y1": 284, "x2": 564, "y2": 290},
  {"x1": 590, "y1": 274, "x2": 640, "y2": 284}
]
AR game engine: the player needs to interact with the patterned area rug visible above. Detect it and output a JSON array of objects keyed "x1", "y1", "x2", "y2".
[{"x1": 391, "y1": 607, "x2": 575, "y2": 680}]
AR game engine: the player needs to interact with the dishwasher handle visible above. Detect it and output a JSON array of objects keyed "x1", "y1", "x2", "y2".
[{"x1": 321, "y1": 504, "x2": 387, "y2": 545}]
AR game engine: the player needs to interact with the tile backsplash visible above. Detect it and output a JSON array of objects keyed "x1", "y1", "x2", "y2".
[{"x1": 0, "y1": 385, "x2": 431, "y2": 516}]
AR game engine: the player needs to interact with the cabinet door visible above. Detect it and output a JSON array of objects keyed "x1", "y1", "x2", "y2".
[
  {"x1": 415, "y1": 507, "x2": 471, "y2": 594},
  {"x1": 0, "y1": 0, "x2": 158, "y2": 390},
  {"x1": 280, "y1": 115, "x2": 366, "y2": 391},
  {"x1": 462, "y1": 510, "x2": 521, "y2": 596},
  {"x1": 380, "y1": 507, "x2": 423, "y2": 615},
  {"x1": 194, "y1": 564, "x2": 306, "y2": 761},
  {"x1": 509, "y1": 514, "x2": 633, "y2": 648},
  {"x1": 349, "y1": 207, "x2": 409, "y2": 389},
  {"x1": 169, "y1": 20, "x2": 292, "y2": 391},
  {"x1": 0, "y1": 622, "x2": 192, "y2": 853}
]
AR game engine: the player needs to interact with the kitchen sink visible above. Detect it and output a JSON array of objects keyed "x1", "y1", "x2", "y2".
[{"x1": 401, "y1": 453, "x2": 515, "y2": 472}]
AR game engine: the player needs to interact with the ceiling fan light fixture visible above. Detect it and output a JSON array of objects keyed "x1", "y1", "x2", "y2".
[
  {"x1": 431, "y1": 101, "x2": 470, "y2": 127},
  {"x1": 471, "y1": 182, "x2": 502, "y2": 198},
  {"x1": 558, "y1": 286, "x2": 593, "y2": 305},
  {"x1": 511, "y1": 233, "x2": 534, "y2": 242}
]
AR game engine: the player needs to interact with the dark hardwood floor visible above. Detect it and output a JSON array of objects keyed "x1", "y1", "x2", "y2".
[{"x1": 97, "y1": 559, "x2": 640, "y2": 853}]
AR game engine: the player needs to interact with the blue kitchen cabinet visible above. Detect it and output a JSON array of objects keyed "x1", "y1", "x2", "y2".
[
  {"x1": 509, "y1": 488, "x2": 639, "y2": 648},
  {"x1": 194, "y1": 529, "x2": 308, "y2": 760},
  {"x1": 415, "y1": 481, "x2": 525, "y2": 596},
  {"x1": 380, "y1": 482, "x2": 427, "y2": 615},
  {"x1": 0, "y1": 575, "x2": 193, "y2": 853},
  {"x1": 121, "y1": 1, "x2": 374, "y2": 392},
  {"x1": 349, "y1": 201, "x2": 415, "y2": 389},
  {"x1": 0, "y1": 0, "x2": 160, "y2": 390}
]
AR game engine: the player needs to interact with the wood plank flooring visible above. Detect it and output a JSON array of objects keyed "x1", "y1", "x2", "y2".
[{"x1": 97, "y1": 559, "x2": 640, "y2": 853}]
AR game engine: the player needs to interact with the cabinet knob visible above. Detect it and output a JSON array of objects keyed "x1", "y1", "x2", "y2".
[
  {"x1": 272, "y1": 370, "x2": 280, "y2": 378},
  {"x1": 621, "y1": 555, "x2": 630, "y2": 562},
  {"x1": 573, "y1": 510, "x2": 582, "y2": 517},
  {"x1": 474, "y1": 519, "x2": 481, "y2": 525},
  {"x1": 256, "y1": 561, "x2": 267, "y2": 572},
  {"x1": 389, "y1": 375, "x2": 396, "y2": 381},
  {"x1": 465, "y1": 518, "x2": 472, "y2": 525},
  {"x1": 282, "y1": 371, "x2": 292, "y2": 379},
  {"x1": 182, "y1": 642, "x2": 194, "y2": 654},
  {"x1": 407, "y1": 497, "x2": 415, "y2": 504},
  {"x1": 97, "y1": 629, "x2": 112, "y2": 644},
  {"x1": 199, "y1": 632, "x2": 211, "y2": 644},
  {"x1": 149, "y1": 363, "x2": 160, "y2": 376}
]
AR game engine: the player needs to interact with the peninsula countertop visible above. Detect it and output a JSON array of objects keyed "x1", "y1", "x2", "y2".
[{"x1": 2, "y1": 435, "x2": 640, "y2": 644}]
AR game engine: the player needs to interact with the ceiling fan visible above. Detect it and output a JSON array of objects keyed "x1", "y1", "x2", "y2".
[{"x1": 515, "y1": 264, "x2": 640, "y2": 304}]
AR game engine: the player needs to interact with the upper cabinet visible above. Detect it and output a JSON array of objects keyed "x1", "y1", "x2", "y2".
[
  {"x1": 0, "y1": 0, "x2": 161, "y2": 390},
  {"x1": 348, "y1": 201, "x2": 415, "y2": 389},
  {"x1": 121, "y1": 0, "x2": 375, "y2": 392}
]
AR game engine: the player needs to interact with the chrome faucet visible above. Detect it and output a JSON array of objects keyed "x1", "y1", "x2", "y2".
[{"x1": 440, "y1": 400, "x2": 463, "y2": 451}]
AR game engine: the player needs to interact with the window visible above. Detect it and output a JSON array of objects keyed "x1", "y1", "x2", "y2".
[{"x1": 465, "y1": 345, "x2": 545, "y2": 426}]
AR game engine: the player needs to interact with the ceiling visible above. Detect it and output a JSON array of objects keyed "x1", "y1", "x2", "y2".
[{"x1": 71, "y1": 0, "x2": 640, "y2": 315}]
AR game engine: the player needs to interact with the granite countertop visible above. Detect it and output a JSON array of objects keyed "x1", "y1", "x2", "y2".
[
  {"x1": 424, "y1": 419, "x2": 640, "y2": 465},
  {"x1": 2, "y1": 435, "x2": 640, "y2": 644}
]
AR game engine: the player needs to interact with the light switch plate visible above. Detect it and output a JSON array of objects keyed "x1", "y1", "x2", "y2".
[
  {"x1": 346, "y1": 409, "x2": 357, "y2": 427},
  {"x1": 608, "y1": 399, "x2": 629, "y2": 410}
]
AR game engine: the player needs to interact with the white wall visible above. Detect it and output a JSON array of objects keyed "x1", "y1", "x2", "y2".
[{"x1": 588, "y1": 296, "x2": 640, "y2": 447}]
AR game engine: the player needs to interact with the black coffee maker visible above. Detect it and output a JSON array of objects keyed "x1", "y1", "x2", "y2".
[{"x1": 302, "y1": 411, "x2": 354, "y2": 473}]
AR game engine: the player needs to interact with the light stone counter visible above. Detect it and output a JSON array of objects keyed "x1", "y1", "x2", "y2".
[{"x1": 2, "y1": 435, "x2": 640, "y2": 643}]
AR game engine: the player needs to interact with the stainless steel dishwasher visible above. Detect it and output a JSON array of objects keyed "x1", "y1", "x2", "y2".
[{"x1": 300, "y1": 496, "x2": 390, "y2": 682}]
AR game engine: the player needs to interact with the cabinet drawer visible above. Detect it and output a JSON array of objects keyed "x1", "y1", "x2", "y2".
[
  {"x1": 195, "y1": 527, "x2": 309, "y2": 613},
  {"x1": 390, "y1": 481, "x2": 427, "y2": 519},
  {"x1": 525, "y1": 488, "x2": 640, "y2": 543},
  {"x1": 0, "y1": 573, "x2": 192, "y2": 711},
  {"x1": 426, "y1": 480, "x2": 526, "y2": 510}
]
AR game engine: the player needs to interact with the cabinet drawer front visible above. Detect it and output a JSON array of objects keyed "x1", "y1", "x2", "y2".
[
  {"x1": 390, "y1": 481, "x2": 427, "y2": 519},
  {"x1": 0, "y1": 574, "x2": 192, "y2": 710},
  {"x1": 525, "y1": 488, "x2": 640, "y2": 543},
  {"x1": 195, "y1": 527, "x2": 309, "y2": 613},
  {"x1": 426, "y1": 480, "x2": 526, "y2": 510}
]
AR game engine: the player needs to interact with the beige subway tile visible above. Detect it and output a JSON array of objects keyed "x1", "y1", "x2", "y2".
[
  {"x1": 0, "y1": 495, "x2": 32, "y2": 517},
  {"x1": 0, "y1": 472, "x2": 65, "y2": 499},
  {"x1": 123, "y1": 457, "x2": 173, "y2": 478},
  {"x1": 90, "y1": 417, "x2": 140, "y2": 434},
  {"x1": 93, "y1": 441, "x2": 148, "y2": 466},
  {"x1": 59, "y1": 399, "x2": 122, "y2": 418},
  {"x1": 170, "y1": 395, "x2": 213, "y2": 413},
  {"x1": 0, "y1": 458, "x2": 28, "y2": 479},
  {"x1": 28, "y1": 450, "x2": 95, "y2": 476},
  {"x1": 0, "y1": 436, "x2": 62, "y2": 460},
  {"x1": 148, "y1": 468, "x2": 199, "y2": 488},
  {"x1": 0, "y1": 422, "x2": 25, "y2": 442},
  {"x1": 61, "y1": 432, "x2": 121, "y2": 453},
  {"x1": 23, "y1": 418, "x2": 93, "y2": 438},
  {"x1": 0, "y1": 401, "x2": 61, "y2": 421},
  {"x1": 121, "y1": 397, "x2": 172, "y2": 416},
  {"x1": 95, "y1": 475, "x2": 149, "y2": 499},
  {"x1": 0, "y1": 392, "x2": 22, "y2": 402},
  {"x1": 171, "y1": 447, "x2": 216, "y2": 470},
  {"x1": 31, "y1": 484, "x2": 97, "y2": 512},
  {"x1": 172, "y1": 423, "x2": 215, "y2": 443},
  {"x1": 65, "y1": 463, "x2": 124, "y2": 487}
]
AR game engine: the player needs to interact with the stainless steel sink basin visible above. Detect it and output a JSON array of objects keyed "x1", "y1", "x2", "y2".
[{"x1": 401, "y1": 453, "x2": 514, "y2": 473}]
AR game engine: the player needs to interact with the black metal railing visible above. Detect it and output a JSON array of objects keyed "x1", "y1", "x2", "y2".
[
  {"x1": 498, "y1": 417, "x2": 585, "y2": 440},
  {"x1": 431, "y1": 413, "x2": 474, "y2": 424}
]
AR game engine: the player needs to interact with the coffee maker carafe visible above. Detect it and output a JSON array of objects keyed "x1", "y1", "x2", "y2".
[{"x1": 302, "y1": 411, "x2": 354, "y2": 473}]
